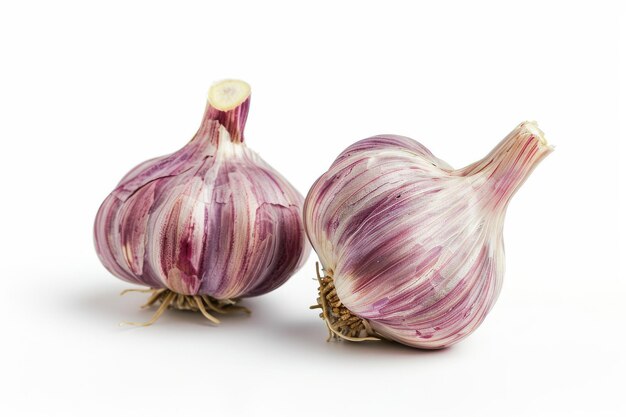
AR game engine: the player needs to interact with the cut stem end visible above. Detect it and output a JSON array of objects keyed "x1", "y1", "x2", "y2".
[
  {"x1": 208, "y1": 79, "x2": 251, "y2": 111},
  {"x1": 520, "y1": 120, "x2": 553, "y2": 150},
  {"x1": 119, "y1": 288, "x2": 250, "y2": 327}
]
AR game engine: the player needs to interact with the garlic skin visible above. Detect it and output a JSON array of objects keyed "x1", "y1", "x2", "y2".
[
  {"x1": 304, "y1": 122, "x2": 552, "y2": 349},
  {"x1": 94, "y1": 80, "x2": 309, "y2": 315}
]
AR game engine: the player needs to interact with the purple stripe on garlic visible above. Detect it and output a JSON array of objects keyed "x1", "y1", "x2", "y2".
[
  {"x1": 94, "y1": 80, "x2": 310, "y2": 325},
  {"x1": 305, "y1": 122, "x2": 552, "y2": 348}
]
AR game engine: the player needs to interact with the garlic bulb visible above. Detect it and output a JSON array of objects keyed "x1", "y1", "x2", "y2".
[
  {"x1": 304, "y1": 122, "x2": 552, "y2": 349},
  {"x1": 94, "y1": 80, "x2": 310, "y2": 325}
]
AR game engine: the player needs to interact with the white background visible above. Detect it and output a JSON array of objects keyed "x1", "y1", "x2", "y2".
[{"x1": 1, "y1": 1, "x2": 624, "y2": 416}]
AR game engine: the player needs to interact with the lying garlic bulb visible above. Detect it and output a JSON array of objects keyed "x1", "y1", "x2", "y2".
[
  {"x1": 95, "y1": 80, "x2": 310, "y2": 325},
  {"x1": 304, "y1": 122, "x2": 552, "y2": 349}
]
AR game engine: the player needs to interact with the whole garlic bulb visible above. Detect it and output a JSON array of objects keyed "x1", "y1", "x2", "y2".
[
  {"x1": 304, "y1": 122, "x2": 552, "y2": 349},
  {"x1": 94, "y1": 80, "x2": 310, "y2": 325}
]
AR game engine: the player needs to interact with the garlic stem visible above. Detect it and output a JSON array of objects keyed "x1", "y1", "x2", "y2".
[
  {"x1": 457, "y1": 121, "x2": 553, "y2": 210},
  {"x1": 203, "y1": 79, "x2": 251, "y2": 143}
]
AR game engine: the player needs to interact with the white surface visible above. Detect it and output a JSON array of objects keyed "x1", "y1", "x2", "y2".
[{"x1": 1, "y1": 1, "x2": 624, "y2": 416}]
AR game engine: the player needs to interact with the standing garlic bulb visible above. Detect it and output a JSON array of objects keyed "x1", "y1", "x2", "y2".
[
  {"x1": 95, "y1": 80, "x2": 310, "y2": 325},
  {"x1": 304, "y1": 122, "x2": 552, "y2": 349}
]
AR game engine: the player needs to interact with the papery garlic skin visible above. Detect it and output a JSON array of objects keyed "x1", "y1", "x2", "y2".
[
  {"x1": 95, "y1": 80, "x2": 309, "y2": 302},
  {"x1": 304, "y1": 122, "x2": 552, "y2": 349}
]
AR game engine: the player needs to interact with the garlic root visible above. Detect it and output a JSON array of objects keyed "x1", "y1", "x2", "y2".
[
  {"x1": 310, "y1": 263, "x2": 380, "y2": 342},
  {"x1": 119, "y1": 288, "x2": 249, "y2": 327}
]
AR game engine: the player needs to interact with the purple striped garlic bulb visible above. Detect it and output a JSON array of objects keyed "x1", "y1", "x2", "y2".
[
  {"x1": 304, "y1": 122, "x2": 552, "y2": 349},
  {"x1": 94, "y1": 80, "x2": 310, "y2": 325}
]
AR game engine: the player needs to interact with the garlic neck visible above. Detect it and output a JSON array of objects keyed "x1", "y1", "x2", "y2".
[
  {"x1": 456, "y1": 121, "x2": 553, "y2": 211},
  {"x1": 200, "y1": 79, "x2": 251, "y2": 144}
]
